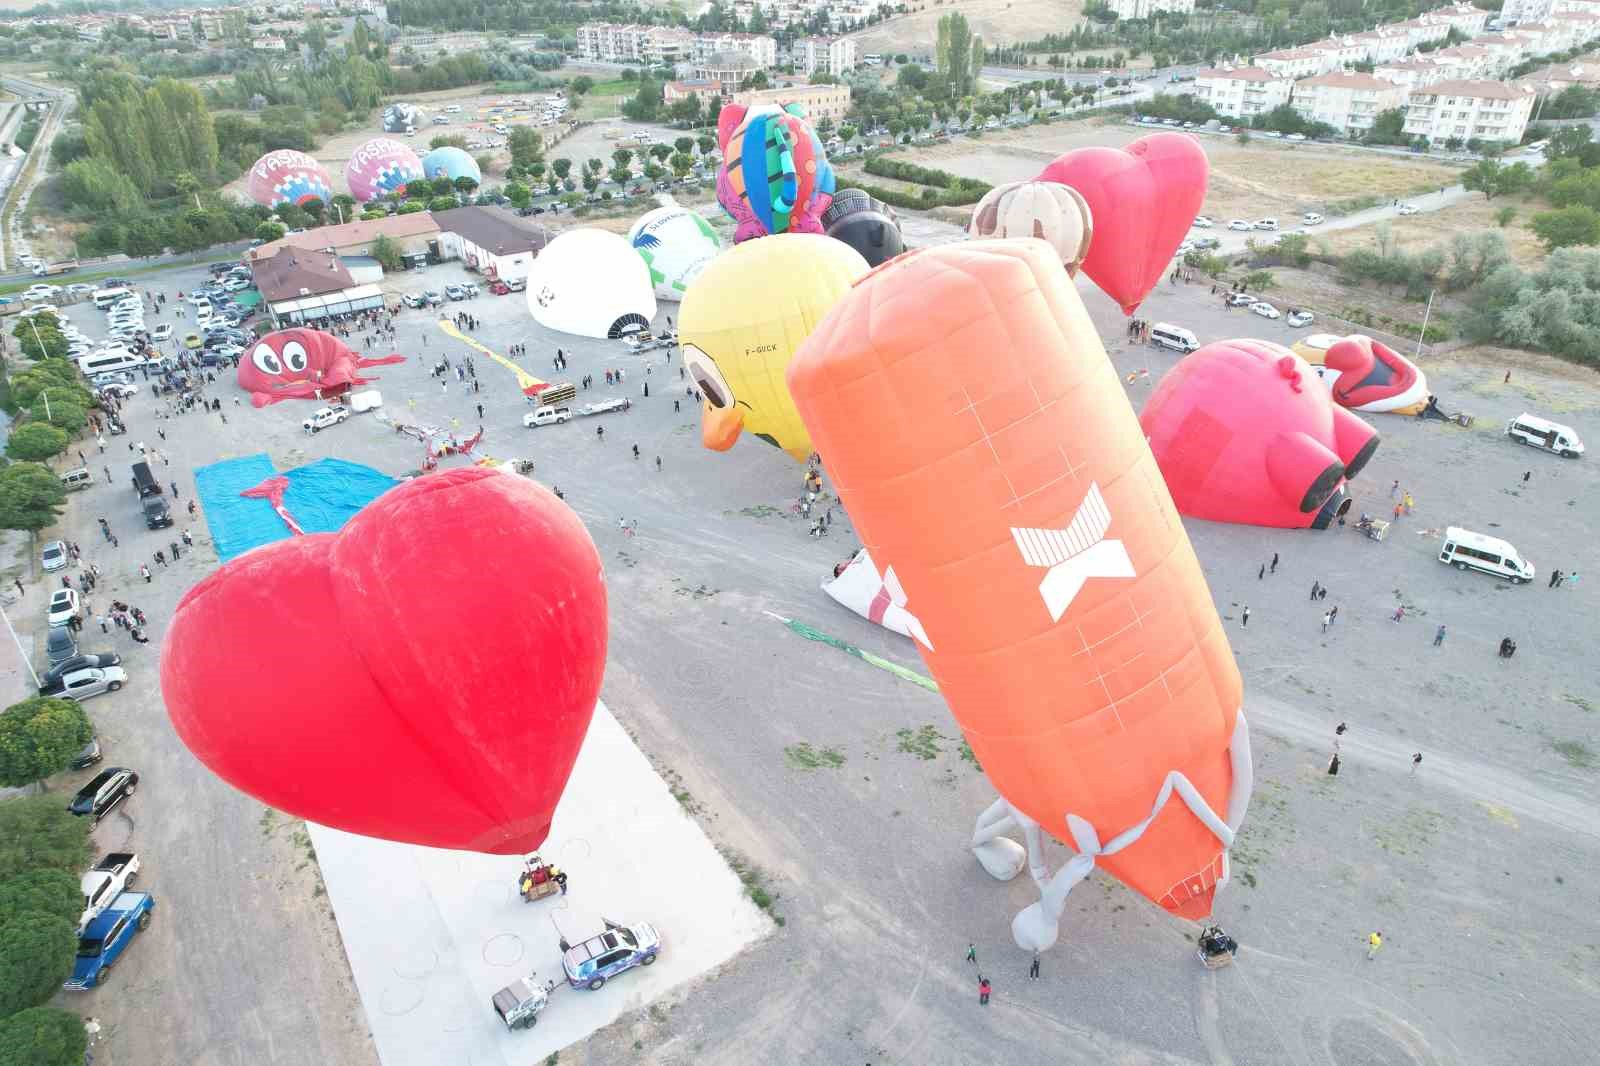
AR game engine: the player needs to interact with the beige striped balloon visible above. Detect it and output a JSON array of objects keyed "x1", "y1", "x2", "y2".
[{"x1": 968, "y1": 181, "x2": 1094, "y2": 275}]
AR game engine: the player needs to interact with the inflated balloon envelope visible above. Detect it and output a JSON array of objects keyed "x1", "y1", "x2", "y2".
[
  {"x1": 160, "y1": 467, "x2": 608, "y2": 855},
  {"x1": 786, "y1": 239, "x2": 1253, "y2": 949}
]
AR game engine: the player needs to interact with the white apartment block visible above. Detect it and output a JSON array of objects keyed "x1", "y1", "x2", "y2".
[
  {"x1": 1386, "y1": 17, "x2": 1453, "y2": 49},
  {"x1": 1501, "y1": 0, "x2": 1555, "y2": 24},
  {"x1": 692, "y1": 32, "x2": 778, "y2": 68},
  {"x1": 1191, "y1": 66, "x2": 1294, "y2": 118},
  {"x1": 1103, "y1": 0, "x2": 1195, "y2": 18},
  {"x1": 1427, "y1": 44, "x2": 1495, "y2": 78},
  {"x1": 1403, "y1": 79, "x2": 1536, "y2": 143},
  {"x1": 1344, "y1": 30, "x2": 1413, "y2": 64},
  {"x1": 1374, "y1": 58, "x2": 1450, "y2": 91},
  {"x1": 1291, "y1": 72, "x2": 1409, "y2": 136},
  {"x1": 794, "y1": 36, "x2": 856, "y2": 76},
  {"x1": 575, "y1": 23, "x2": 778, "y2": 68},
  {"x1": 1426, "y1": 2, "x2": 1492, "y2": 36},
  {"x1": 1254, "y1": 48, "x2": 1329, "y2": 79}
]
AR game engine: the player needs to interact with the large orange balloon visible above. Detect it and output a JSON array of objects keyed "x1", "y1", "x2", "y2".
[{"x1": 787, "y1": 240, "x2": 1251, "y2": 946}]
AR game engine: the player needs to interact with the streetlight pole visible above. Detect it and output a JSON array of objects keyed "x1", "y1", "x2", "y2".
[
  {"x1": 0, "y1": 598, "x2": 40, "y2": 689},
  {"x1": 1416, "y1": 288, "x2": 1435, "y2": 360}
]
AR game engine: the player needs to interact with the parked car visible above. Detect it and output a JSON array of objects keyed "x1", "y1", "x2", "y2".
[
  {"x1": 1301, "y1": 213, "x2": 1324, "y2": 226},
  {"x1": 463, "y1": 283, "x2": 480, "y2": 297},
  {"x1": 1225, "y1": 292, "x2": 1256, "y2": 308},
  {"x1": 1192, "y1": 216, "x2": 1215, "y2": 228},
  {"x1": 183, "y1": 333, "x2": 202, "y2": 349},
  {"x1": 68, "y1": 766, "x2": 138, "y2": 824},
  {"x1": 47, "y1": 627, "x2": 79, "y2": 667},
  {"x1": 1193, "y1": 236, "x2": 1221, "y2": 250},
  {"x1": 524, "y1": 406, "x2": 572, "y2": 428},
  {"x1": 445, "y1": 284, "x2": 469, "y2": 301},
  {"x1": 1287, "y1": 310, "x2": 1314, "y2": 328},
  {"x1": 402, "y1": 293, "x2": 426, "y2": 309},
  {"x1": 1250, "y1": 301, "x2": 1281, "y2": 319},
  {"x1": 41, "y1": 652, "x2": 122, "y2": 691},
  {"x1": 64, "y1": 891, "x2": 155, "y2": 990},
  {"x1": 560, "y1": 918, "x2": 661, "y2": 990},
  {"x1": 41, "y1": 539, "x2": 68, "y2": 572},
  {"x1": 48, "y1": 588, "x2": 81, "y2": 628},
  {"x1": 70, "y1": 736, "x2": 103, "y2": 770},
  {"x1": 151, "y1": 324, "x2": 173, "y2": 341},
  {"x1": 79, "y1": 852, "x2": 141, "y2": 933},
  {"x1": 424, "y1": 291, "x2": 443, "y2": 307},
  {"x1": 222, "y1": 278, "x2": 250, "y2": 292},
  {"x1": 100, "y1": 383, "x2": 138, "y2": 399},
  {"x1": 1286, "y1": 132, "x2": 1307, "y2": 141},
  {"x1": 1397, "y1": 203, "x2": 1419, "y2": 216},
  {"x1": 1228, "y1": 219, "x2": 1252, "y2": 231},
  {"x1": 48, "y1": 666, "x2": 127, "y2": 703},
  {"x1": 1253, "y1": 218, "x2": 1279, "y2": 231},
  {"x1": 303, "y1": 405, "x2": 350, "y2": 433}
]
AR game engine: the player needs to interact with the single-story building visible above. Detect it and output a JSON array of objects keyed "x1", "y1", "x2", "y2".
[
  {"x1": 249, "y1": 213, "x2": 442, "y2": 263},
  {"x1": 251, "y1": 248, "x2": 386, "y2": 327},
  {"x1": 432, "y1": 206, "x2": 552, "y2": 284}
]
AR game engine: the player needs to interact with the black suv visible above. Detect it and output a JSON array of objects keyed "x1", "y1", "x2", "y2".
[{"x1": 69, "y1": 767, "x2": 139, "y2": 826}]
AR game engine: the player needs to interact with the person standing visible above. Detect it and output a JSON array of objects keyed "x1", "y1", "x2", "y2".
[
  {"x1": 1241, "y1": 606, "x2": 1250, "y2": 628},
  {"x1": 11, "y1": 578, "x2": 20, "y2": 597},
  {"x1": 1549, "y1": 569, "x2": 1562, "y2": 588},
  {"x1": 1310, "y1": 580, "x2": 1321, "y2": 601},
  {"x1": 1270, "y1": 552, "x2": 1279, "y2": 573},
  {"x1": 966, "y1": 943, "x2": 977, "y2": 964},
  {"x1": 1367, "y1": 931, "x2": 1383, "y2": 959},
  {"x1": 140, "y1": 564, "x2": 151, "y2": 583},
  {"x1": 1433, "y1": 623, "x2": 1446, "y2": 647},
  {"x1": 978, "y1": 976, "x2": 991, "y2": 1005},
  {"x1": 1390, "y1": 479, "x2": 1400, "y2": 498},
  {"x1": 1029, "y1": 954, "x2": 1040, "y2": 980},
  {"x1": 1259, "y1": 563, "x2": 1265, "y2": 580},
  {"x1": 1328, "y1": 605, "x2": 1338, "y2": 626},
  {"x1": 98, "y1": 614, "x2": 108, "y2": 634},
  {"x1": 1411, "y1": 752, "x2": 1423, "y2": 773},
  {"x1": 1322, "y1": 610, "x2": 1332, "y2": 633}
]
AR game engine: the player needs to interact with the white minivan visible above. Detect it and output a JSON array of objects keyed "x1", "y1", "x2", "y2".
[
  {"x1": 1439, "y1": 526, "x2": 1534, "y2": 584},
  {"x1": 77, "y1": 350, "x2": 145, "y2": 377},
  {"x1": 1506, "y1": 413, "x2": 1584, "y2": 458},
  {"x1": 1150, "y1": 323, "x2": 1200, "y2": 353}
]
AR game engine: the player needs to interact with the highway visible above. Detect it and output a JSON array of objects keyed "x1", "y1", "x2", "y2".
[{"x1": 0, "y1": 73, "x2": 69, "y2": 275}]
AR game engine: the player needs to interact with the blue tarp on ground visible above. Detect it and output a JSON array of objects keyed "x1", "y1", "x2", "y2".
[{"x1": 195, "y1": 454, "x2": 399, "y2": 562}]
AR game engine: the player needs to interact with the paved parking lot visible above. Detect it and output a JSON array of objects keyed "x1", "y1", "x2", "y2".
[{"x1": 18, "y1": 245, "x2": 1599, "y2": 1066}]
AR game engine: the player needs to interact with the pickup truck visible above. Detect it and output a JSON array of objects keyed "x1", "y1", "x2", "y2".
[
  {"x1": 65, "y1": 891, "x2": 155, "y2": 990},
  {"x1": 33, "y1": 260, "x2": 78, "y2": 277},
  {"x1": 302, "y1": 405, "x2": 350, "y2": 433},
  {"x1": 80, "y1": 852, "x2": 140, "y2": 933}
]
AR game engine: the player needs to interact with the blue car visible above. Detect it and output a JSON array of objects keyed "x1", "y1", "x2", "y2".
[
  {"x1": 560, "y1": 918, "x2": 661, "y2": 991},
  {"x1": 65, "y1": 891, "x2": 155, "y2": 990}
]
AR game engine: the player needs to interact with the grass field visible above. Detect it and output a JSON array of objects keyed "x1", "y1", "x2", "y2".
[{"x1": 1309, "y1": 193, "x2": 1551, "y2": 268}]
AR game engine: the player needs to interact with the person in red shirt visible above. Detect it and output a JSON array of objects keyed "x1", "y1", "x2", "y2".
[{"x1": 978, "y1": 976, "x2": 991, "y2": 1005}]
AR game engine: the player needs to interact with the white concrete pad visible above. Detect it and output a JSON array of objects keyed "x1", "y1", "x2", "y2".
[{"x1": 311, "y1": 701, "x2": 770, "y2": 1065}]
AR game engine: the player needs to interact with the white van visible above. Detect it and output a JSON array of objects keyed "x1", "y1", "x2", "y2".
[
  {"x1": 1506, "y1": 413, "x2": 1584, "y2": 458},
  {"x1": 1439, "y1": 526, "x2": 1534, "y2": 584},
  {"x1": 92, "y1": 286, "x2": 133, "y2": 310},
  {"x1": 1150, "y1": 323, "x2": 1200, "y2": 353},
  {"x1": 77, "y1": 350, "x2": 145, "y2": 377}
]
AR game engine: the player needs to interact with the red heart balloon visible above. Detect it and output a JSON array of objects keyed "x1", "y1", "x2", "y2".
[
  {"x1": 1036, "y1": 133, "x2": 1209, "y2": 316},
  {"x1": 160, "y1": 467, "x2": 607, "y2": 854}
]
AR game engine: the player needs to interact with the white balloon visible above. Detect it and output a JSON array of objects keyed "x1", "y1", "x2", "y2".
[
  {"x1": 627, "y1": 205, "x2": 724, "y2": 302},
  {"x1": 969, "y1": 181, "x2": 1095, "y2": 272},
  {"x1": 525, "y1": 229, "x2": 657, "y2": 339}
]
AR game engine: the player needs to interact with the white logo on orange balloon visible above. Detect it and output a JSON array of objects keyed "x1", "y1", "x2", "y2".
[
  {"x1": 869, "y1": 565, "x2": 933, "y2": 651},
  {"x1": 1011, "y1": 483, "x2": 1135, "y2": 622}
]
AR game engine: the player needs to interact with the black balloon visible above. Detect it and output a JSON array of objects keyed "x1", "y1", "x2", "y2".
[{"x1": 822, "y1": 188, "x2": 905, "y2": 267}]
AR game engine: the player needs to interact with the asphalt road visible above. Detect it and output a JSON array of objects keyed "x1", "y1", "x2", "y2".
[{"x1": 22, "y1": 234, "x2": 1599, "y2": 1066}]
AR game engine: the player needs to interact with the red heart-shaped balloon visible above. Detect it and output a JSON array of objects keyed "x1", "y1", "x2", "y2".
[
  {"x1": 160, "y1": 467, "x2": 608, "y2": 854},
  {"x1": 1036, "y1": 133, "x2": 1209, "y2": 316}
]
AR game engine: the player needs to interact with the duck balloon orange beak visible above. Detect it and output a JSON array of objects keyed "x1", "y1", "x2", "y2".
[{"x1": 701, "y1": 405, "x2": 744, "y2": 451}]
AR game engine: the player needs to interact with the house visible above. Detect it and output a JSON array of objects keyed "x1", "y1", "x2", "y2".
[
  {"x1": 1291, "y1": 72, "x2": 1409, "y2": 137},
  {"x1": 732, "y1": 83, "x2": 852, "y2": 123},
  {"x1": 1374, "y1": 58, "x2": 1450, "y2": 92},
  {"x1": 254, "y1": 35, "x2": 288, "y2": 51},
  {"x1": 695, "y1": 51, "x2": 762, "y2": 95},
  {"x1": 664, "y1": 79, "x2": 724, "y2": 105},
  {"x1": 1253, "y1": 48, "x2": 1331, "y2": 79},
  {"x1": 431, "y1": 206, "x2": 550, "y2": 283},
  {"x1": 250, "y1": 249, "x2": 386, "y2": 327},
  {"x1": 793, "y1": 36, "x2": 856, "y2": 77},
  {"x1": 248, "y1": 213, "x2": 442, "y2": 262},
  {"x1": 1402, "y1": 78, "x2": 1537, "y2": 144},
  {"x1": 1191, "y1": 67, "x2": 1294, "y2": 120}
]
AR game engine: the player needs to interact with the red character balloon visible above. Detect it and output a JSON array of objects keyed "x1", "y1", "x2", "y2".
[
  {"x1": 1321, "y1": 334, "x2": 1429, "y2": 415},
  {"x1": 160, "y1": 467, "x2": 608, "y2": 854},
  {"x1": 1139, "y1": 339, "x2": 1379, "y2": 529},
  {"x1": 237, "y1": 329, "x2": 404, "y2": 408},
  {"x1": 1036, "y1": 133, "x2": 1208, "y2": 315}
]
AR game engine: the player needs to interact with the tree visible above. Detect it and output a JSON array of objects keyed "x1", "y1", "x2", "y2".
[
  {"x1": 569, "y1": 75, "x2": 594, "y2": 97},
  {"x1": 453, "y1": 175, "x2": 479, "y2": 196},
  {"x1": 1366, "y1": 107, "x2": 1409, "y2": 146},
  {"x1": 9, "y1": 363, "x2": 77, "y2": 408},
  {"x1": 1540, "y1": 85, "x2": 1599, "y2": 119},
  {"x1": 696, "y1": 134, "x2": 715, "y2": 157},
  {"x1": 505, "y1": 181, "x2": 531, "y2": 207},
  {"x1": 28, "y1": 394, "x2": 86, "y2": 436},
  {"x1": 650, "y1": 143, "x2": 672, "y2": 164},
  {"x1": 430, "y1": 176, "x2": 456, "y2": 198},
  {"x1": 0, "y1": 462, "x2": 67, "y2": 533},
  {"x1": 1462, "y1": 158, "x2": 1505, "y2": 199},
  {"x1": 581, "y1": 171, "x2": 599, "y2": 194},
  {"x1": 609, "y1": 165, "x2": 632, "y2": 186},
  {"x1": 0, "y1": 1007, "x2": 88, "y2": 1066},
  {"x1": 255, "y1": 221, "x2": 287, "y2": 242},
  {"x1": 0, "y1": 698, "x2": 92, "y2": 788},
  {"x1": 0, "y1": 795, "x2": 89, "y2": 873},
  {"x1": 644, "y1": 163, "x2": 666, "y2": 181},
  {"x1": 369, "y1": 234, "x2": 403, "y2": 273},
  {"x1": 1547, "y1": 124, "x2": 1593, "y2": 160},
  {"x1": 1497, "y1": 205, "x2": 1517, "y2": 227},
  {"x1": 428, "y1": 195, "x2": 460, "y2": 212},
  {"x1": 508, "y1": 127, "x2": 544, "y2": 170},
  {"x1": 397, "y1": 201, "x2": 426, "y2": 214},
  {"x1": 612, "y1": 148, "x2": 634, "y2": 170},
  {"x1": 670, "y1": 151, "x2": 693, "y2": 178},
  {"x1": 0, "y1": 871, "x2": 80, "y2": 928},
  {"x1": 12, "y1": 319, "x2": 66, "y2": 363},
  {"x1": 551, "y1": 158, "x2": 572, "y2": 181},
  {"x1": 674, "y1": 136, "x2": 694, "y2": 156},
  {"x1": 0, "y1": 913, "x2": 76, "y2": 1017},
  {"x1": 3, "y1": 424, "x2": 68, "y2": 464},
  {"x1": 429, "y1": 134, "x2": 469, "y2": 150},
  {"x1": 1531, "y1": 205, "x2": 1600, "y2": 250}
]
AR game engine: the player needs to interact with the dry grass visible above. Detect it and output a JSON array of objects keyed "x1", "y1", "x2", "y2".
[
  {"x1": 845, "y1": 0, "x2": 1086, "y2": 56},
  {"x1": 1310, "y1": 194, "x2": 1550, "y2": 268}
]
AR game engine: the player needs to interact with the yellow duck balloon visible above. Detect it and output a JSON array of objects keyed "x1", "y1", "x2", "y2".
[{"x1": 679, "y1": 233, "x2": 870, "y2": 462}]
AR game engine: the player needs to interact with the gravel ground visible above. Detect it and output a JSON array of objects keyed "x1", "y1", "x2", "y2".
[{"x1": 24, "y1": 249, "x2": 1599, "y2": 1066}]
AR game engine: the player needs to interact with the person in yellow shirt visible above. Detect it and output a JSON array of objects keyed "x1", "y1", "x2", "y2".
[{"x1": 1367, "y1": 931, "x2": 1383, "y2": 959}]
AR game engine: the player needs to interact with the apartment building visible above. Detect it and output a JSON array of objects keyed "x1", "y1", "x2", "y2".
[
  {"x1": 1291, "y1": 72, "x2": 1408, "y2": 136},
  {"x1": 574, "y1": 22, "x2": 651, "y2": 62},
  {"x1": 1426, "y1": 44, "x2": 1495, "y2": 79},
  {"x1": 794, "y1": 35, "x2": 856, "y2": 76},
  {"x1": 1426, "y1": 2, "x2": 1492, "y2": 36},
  {"x1": 694, "y1": 51, "x2": 762, "y2": 94},
  {"x1": 643, "y1": 27, "x2": 696, "y2": 66},
  {"x1": 732, "y1": 83, "x2": 851, "y2": 123},
  {"x1": 1344, "y1": 30, "x2": 1412, "y2": 64},
  {"x1": 1501, "y1": 0, "x2": 1555, "y2": 24},
  {"x1": 692, "y1": 32, "x2": 779, "y2": 68},
  {"x1": 1469, "y1": 33, "x2": 1529, "y2": 73},
  {"x1": 1374, "y1": 57, "x2": 1450, "y2": 91},
  {"x1": 1403, "y1": 79, "x2": 1536, "y2": 143},
  {"x1": 1386, "y1": 17, "x2": 1453, "y2": 49},
  {"x1": 1102, "y1": 0, "x2": 1195, "y2": 18},
  {"x1": 575, "y1": 23, "x2": 777, "y2": 68},
  {"x1": 1190, "y1": 67, "x2": 1294, "y2": 118},
  {"x1": 663, "y1": 79, "x2": 725, "y2": 105},
  {"x1": 254, "y1": 34, "x2": 288, "y2": 51},
  {"x1": 1254, "y1": 47, "x2": 1329, "y2": 79}
]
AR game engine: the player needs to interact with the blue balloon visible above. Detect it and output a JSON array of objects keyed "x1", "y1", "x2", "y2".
[{"x1": 421, "y1": 146, "x2": 482, "y2": 185}]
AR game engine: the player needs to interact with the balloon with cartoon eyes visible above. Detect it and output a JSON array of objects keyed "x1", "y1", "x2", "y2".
[{"x1": 236, "y1": 329, "x2": 406, "y2": 408}]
